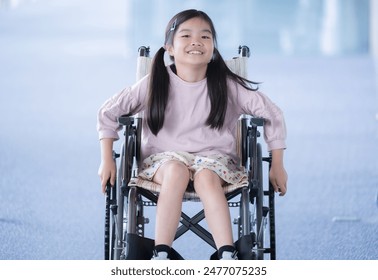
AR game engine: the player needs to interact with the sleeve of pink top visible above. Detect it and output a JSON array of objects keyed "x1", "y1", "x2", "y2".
[
  {"x1": 237, "y1": 86, "x2": 287, "y2": 151},
  {"x1": 97, "y1": 78, "x2": 147, "y2": 140}
]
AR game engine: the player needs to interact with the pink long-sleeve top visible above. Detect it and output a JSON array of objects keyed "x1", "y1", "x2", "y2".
[{"x1": 97, "y1": 66, "x2": 287, "y2": 162}]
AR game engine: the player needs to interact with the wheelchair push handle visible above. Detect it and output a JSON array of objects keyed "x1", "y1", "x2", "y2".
[
  {"x1": 138, "y1": 46, "x2": 150, "y2": 57},
  {"x1": 238, "y1": 45, "x2": 250, "y2": 58}
]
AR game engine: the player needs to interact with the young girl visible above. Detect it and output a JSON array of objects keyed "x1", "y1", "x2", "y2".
[{"x1": 97, "y1": 9, "x2": 287, "y2": 260}]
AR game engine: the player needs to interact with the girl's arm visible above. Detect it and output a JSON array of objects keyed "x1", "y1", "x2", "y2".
[
  {"x1": 269, "y1": 149, "x2": 288, "y2": 196},
  {"x1": 236, "y1": 86, "x2": 288, "y2": 195},
  {"x1": 98, "y1": 138, "x2": 116, "y2": 193},
  {"x1": 97, "y1": 79, "x2": 148, "y2": 193}
]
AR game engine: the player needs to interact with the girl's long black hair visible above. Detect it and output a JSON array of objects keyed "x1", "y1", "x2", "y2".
[{"x1": 147, "y1": 9, "x2": 258, "y2": 135}]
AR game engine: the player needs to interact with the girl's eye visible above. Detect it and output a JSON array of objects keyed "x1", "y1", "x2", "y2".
[
  {"x1": 181, "y1": 34, "x2": 190, "y2": 38},
  {"x1": 202, "y1": 35, "x2": 211, "y2": 39}
]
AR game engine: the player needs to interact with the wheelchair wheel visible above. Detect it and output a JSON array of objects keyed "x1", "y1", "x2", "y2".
[
  {"x1": 105, "y1": 144, "x2": 127, "y2": 260},
  {"x1": 254, "y1": 143, "x2": 264, "y2": 259},
  {"x1": 105, "y1": 117, "x2": 145, "y2": 260},
  {"x1": 106, "y1": 142, "x2": 133, "y2": 260},
  {"x1": 104, "y1": 183, "x2": 120, "y2": 260},
  {"x1": 238, "y1": 145, "x2": 265, "y2": 259},
  {"x1": 116, "y1": 134, "x2": 145, "y2": 259},
  {"x1": 105, "y1": 158, "x2": 119, "y2": 260},
  {"x1": 116, "y1": 140, "x2": 135, "y2": 260},
  {"x1": 104, "y1": 187, "x2": 111, "y2": 259}
]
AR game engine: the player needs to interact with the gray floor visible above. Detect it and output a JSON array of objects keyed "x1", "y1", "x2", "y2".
[{"x1": 0, "y1": 1, "x2": 377, "y2": 260}]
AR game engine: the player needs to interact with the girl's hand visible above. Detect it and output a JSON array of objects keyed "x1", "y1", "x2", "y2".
[
  {"x1": 99, "y1": 138, "x2": 116, "y2": 193},
  {"x1": 98, "y1": 158, "x2": 116, "y2": 193},
  {"x1": 269, "y1": 149, "x2": 288, "y2": 196},
  {"x1": 269, "y1": 164, "x2": 288, "y2": 196}
]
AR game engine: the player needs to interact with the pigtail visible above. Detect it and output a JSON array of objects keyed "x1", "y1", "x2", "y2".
[
  {"x1": 206, "y1": 48, "x2": 259, "y2": 130},
  {"x1": 147, "y1": 47, "x2": 170, "y2": 135},
  {"x1": 205, "y1": 48, "x2": 228, "y2": 129}
]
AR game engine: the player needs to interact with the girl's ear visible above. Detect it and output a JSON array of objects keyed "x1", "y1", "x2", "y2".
[{"x1": 165, "y1": 44, "x2": 174, "y2": 57}]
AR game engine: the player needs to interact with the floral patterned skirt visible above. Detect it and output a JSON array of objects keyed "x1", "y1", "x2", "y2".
[{"x1": 133, "y1": 151, "x2": 248, "y2": 200}]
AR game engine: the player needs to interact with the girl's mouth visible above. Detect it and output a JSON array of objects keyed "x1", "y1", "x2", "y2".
[{"x1": 187, "y1": 50, "x2": 203, "y2": 55}]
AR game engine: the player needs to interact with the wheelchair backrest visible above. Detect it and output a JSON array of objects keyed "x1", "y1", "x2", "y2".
[
  {"x1": 134, "y1": 45, "x2": 256, "y2": 168},
  {"x1": 135, "y1": 45, "x2": 250, "y2": 81}
]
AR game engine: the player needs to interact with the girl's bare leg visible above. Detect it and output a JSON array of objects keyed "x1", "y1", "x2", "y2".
[
  {"x1": 153, "y1": 161, "x2": 190, "y2": 247},
  {"x1": 193, "y1": 169, "x2": 234, "y2": 249}
]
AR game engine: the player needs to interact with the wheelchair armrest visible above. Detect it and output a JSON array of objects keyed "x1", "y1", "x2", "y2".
[
  {"x1": 250, "y1": 117, "x2": 264, "y2": 127},
  {"x1": 239, "y1": 115, "x2": 264, "y2": 127},
  {"x1": 117, "y1": 115, "x2": 142, "y2": 177},
  {"x1": 118, "y1": 115, "x2": 135, "y2": 126},
  {"x1": 237, "y1": 115, "x2": 265, "y2": 168}
]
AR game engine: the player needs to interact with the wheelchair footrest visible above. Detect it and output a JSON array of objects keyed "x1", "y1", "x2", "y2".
[
  {"x1": 124, "y1": 233, "x2": 184, "y2": 260},
  {"x1": 210, "y1": 234, "x2": 256, "y2": 260}
]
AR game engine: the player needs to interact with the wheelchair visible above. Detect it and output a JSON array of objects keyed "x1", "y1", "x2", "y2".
[{"x1": 104, "y1": 46, "x2": 277, "y2": 260}]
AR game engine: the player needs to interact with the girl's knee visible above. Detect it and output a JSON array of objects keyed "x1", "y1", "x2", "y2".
[
  {"x1": 154, "y1": 160, "x2": 190, "y2": 185},
  {"x1": 163, "y1": 161, "x2": 190, "y2": 178},
  {"x1": 194, "y1": 169, "x2": 223, "y2": 191}
]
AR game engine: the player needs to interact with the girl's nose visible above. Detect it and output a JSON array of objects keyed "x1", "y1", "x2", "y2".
[
  {"x1": 191, "y1": 36, "x2": 202, "y2": 46},
  {"x1": 191, "y1": 40, "x2": 203, "y2": 46}
]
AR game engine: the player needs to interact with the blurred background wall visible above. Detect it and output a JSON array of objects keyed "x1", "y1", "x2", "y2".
[
  {"x1": 1, "y1": 0, "x2": 375, "y2": 58},
  {"x1": 122, "y1": 0, "x2": 373, "y2": 57}
]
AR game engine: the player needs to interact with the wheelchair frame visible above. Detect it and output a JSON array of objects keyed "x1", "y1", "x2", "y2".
[{"x1": 104, "y1": 46, "x2": 277, "y2": 260}]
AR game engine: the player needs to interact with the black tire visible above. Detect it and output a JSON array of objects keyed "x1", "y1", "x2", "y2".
[
  {"x1": 116, "y1": 135, "x2": 136, "y2": 260},
  {"x1": 114, "y1": 143, "x2": 126, "y2": 260},
  {"x1": 104, "y1": 187, "x2": 111, "y2": 260},
  {"x1": 105, "y1": 117, "x2": 142, "y2": 260},
  {"x1": 105, "y1": 164, "x2": 118, "y2": 260},
  {"x1": 255, "y1": 143, "x2": 264, "y2": 259}
]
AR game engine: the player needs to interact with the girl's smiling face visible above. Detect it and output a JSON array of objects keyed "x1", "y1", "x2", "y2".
[{"x1": 166, "y1": 17, "x2": 214, "y2": 71}]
